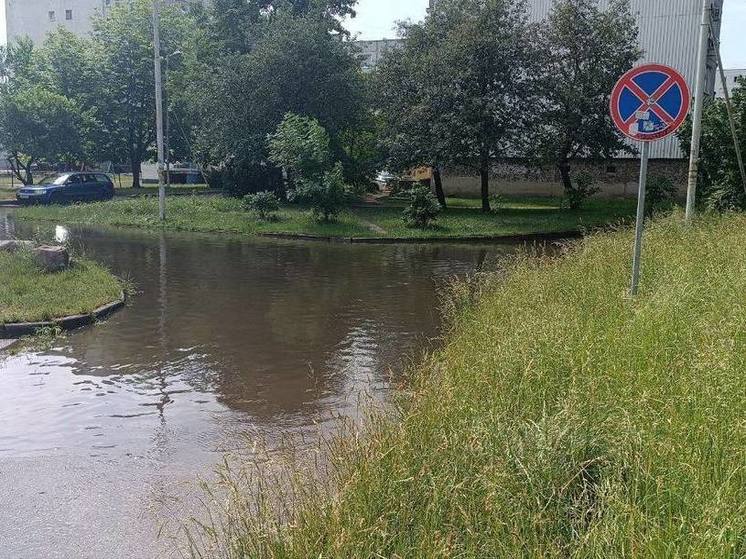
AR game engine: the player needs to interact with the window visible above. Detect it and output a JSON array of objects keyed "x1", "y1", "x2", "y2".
[
  {"x1": 82, "y1": 174, "x2": 98, "y2": 183},
  {"x1": 48, "y1": 11, "x2": 56, "y2": 22},
  {"x1": 66, "y1": 10, "x2": 73, "y2": 20},
  {"x1": 606, "y1": 165, "x2": 617, "y2": 175},
  {"x1": 66, "y1": 175, "x2": 82, "y2": 185}
]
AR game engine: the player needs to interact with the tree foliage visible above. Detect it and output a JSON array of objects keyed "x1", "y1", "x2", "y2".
[
  {"x1": 89, "y1": 0, "x2": 188, "y2": 187},
  {"x1": 184, "y1": 9, "x2": 365, "y2": 196},
  {"x1": 268, "y1": 113, "x2": 332, "y2": 180},
  {"x1": 680, "y1": 78, "x2": 746, "y2": 211},
  {"x1": 533, "y1": 0, "x2": 641, "y2": 197},
  {"x1": 0, "y1": 86, "x2": 87, "y2": 184},
  {"x1": 403, "y1": 184, "x2": 441, "y2": 228},
  {"x1": 376, "y1": 0, "x2": 534, "y2": 212}
]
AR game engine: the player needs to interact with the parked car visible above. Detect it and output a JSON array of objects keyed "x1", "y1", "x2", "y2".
[{"x1": 16, "y1": 172, "x2": 115, "y2": 205}]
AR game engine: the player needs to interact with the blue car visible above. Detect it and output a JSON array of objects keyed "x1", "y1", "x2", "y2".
[{"x1": 16, "y1": 172, "x2": 115, "y2": 205}]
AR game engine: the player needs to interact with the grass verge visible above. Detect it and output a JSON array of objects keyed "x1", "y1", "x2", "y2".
[
  {"x1": 190, "y1": 212, "x2": 746, "y2": 558},
  {"x1": 0, "y1": 250, "x2": 122, "y2": 324},
  {"x1": 16, "y1": 195, "x2": 637, "y2": 240}
]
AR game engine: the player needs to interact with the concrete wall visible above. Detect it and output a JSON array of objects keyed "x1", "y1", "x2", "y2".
[{"x1": 442, "y1": 159, "x2": 688, "y2": 199}]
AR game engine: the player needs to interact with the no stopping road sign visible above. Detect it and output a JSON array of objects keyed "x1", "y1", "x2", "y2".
[{"x1": 610, "y1": 63, "x2": 691, "y2": 142}]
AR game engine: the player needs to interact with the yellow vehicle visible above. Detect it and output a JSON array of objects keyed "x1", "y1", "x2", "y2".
[{"x1": 399, "y1": 166, "x2": 433, "y2": 186}]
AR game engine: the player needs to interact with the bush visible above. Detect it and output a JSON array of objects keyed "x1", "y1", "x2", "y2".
[
  {"x1": 268, "y1": 113, "x2": 331, "y2": 180},
  {"x1": 564, "y1": 171, "x2": 600, "y2": 210},
  {"x1": 243, "y1": 191, "x2": 280, "y2": 220},
  {"x1": 403, "y1": 184, "x2": 441, "y2": 228},
  {"x1": 705, "y1": 173, "x2": 746, "y2": 212},
  {"x1": 646, "y1": 175, "x2": 677, "y2": 216},
  {"x1": 289, "y1": 163, "x2": 347, "y2": 223}
]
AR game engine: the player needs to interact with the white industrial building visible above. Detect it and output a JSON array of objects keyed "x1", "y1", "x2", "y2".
[{"x1": 530, "y1": 0, "x2": 724, "y2": 160}]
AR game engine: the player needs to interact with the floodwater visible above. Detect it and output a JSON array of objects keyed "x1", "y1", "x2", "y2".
[{"x1": 0, "y1": 208, "x2": 511, "y2": 558}]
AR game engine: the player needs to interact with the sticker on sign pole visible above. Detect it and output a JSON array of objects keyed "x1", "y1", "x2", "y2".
[{"x1": 610, "y1": 64, "x2": 691, "y2": 142}]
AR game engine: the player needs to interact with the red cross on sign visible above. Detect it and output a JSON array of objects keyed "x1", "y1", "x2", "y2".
[{"x1": 610, "y1": 64, "x2": 691, "y2": 142}]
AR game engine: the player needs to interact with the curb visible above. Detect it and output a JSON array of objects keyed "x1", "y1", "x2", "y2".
[
  {"x1": 259, "y1": 230, "x2": 583, "y2": 245},
  {"x1": 0, "y1": 291, "x2": 126, "y2": 339}
]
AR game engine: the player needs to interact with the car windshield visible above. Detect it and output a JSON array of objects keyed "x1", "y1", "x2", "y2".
[{"x1": 38, "y1": 174, "x2": 72, "y2": 186}]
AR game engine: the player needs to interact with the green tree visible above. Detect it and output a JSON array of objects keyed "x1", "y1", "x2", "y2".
[
  {"x1": 375, "y1": 21, "x2": 451, "y2": 208},
  {"x1": 268, "y1": 113, "x2": 348, "y2": 221},
  {"x1": 184, "y1": 11, "x2": 364, "y2": 196},
  {"x1": 268, "y1": 113, "x2": 332, "y2": 182},
  {"x1": 88, "y1": 0, "x2": 188, "y2": 187},
  {"x1": 0, "y1": 86, "x2": 87, "y2": 184},
  {"x1": 533, "y1": 0, "x2": 641, "y2": 198},
  {"x1": 379, "y1": 0, "x2": 533, "y2": 212},
  {"x1": 680, "y1": 78, "x2": 746, "y2": 211}
]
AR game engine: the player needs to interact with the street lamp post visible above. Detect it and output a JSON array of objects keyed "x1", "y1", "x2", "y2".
[
  {"x1": 162, "y1": 51, "x2": 182, "y2": 190},
  {"x1": 153, "y1": 0, "x2": 166, "y2": 221}
]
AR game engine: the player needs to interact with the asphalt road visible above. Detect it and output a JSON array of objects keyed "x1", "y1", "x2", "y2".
[{"x1": 0, "y1": 454, "x2": 205, "y2": 559}]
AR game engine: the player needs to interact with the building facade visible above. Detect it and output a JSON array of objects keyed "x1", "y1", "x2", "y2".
[
  {"x1": 355, "y1": 39, "x2": 404, "y2": 72},
  {"x1": 715, "y1": 68, "x2": 746, "y2": 98},
  {"x1": 4, "y1": 0, "x2": 195, "y2": 45}
]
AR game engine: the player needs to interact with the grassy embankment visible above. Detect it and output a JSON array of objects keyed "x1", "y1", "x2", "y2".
[
  {"x1": 192, "y1": 212, "x2": 746, "y2": 558},
  {"x1": 16, "y1": 195, "x2": 637, "y2": 239},
  {"x1": 0, "y1": 250, "x2": 122, "y2": 324}
]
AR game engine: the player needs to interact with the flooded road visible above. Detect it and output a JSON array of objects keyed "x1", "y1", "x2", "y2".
[{"x1": 0, "y1": 209, "x2": 510, "y2": 558}]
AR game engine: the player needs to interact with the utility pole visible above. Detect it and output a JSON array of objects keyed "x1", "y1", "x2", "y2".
[
  {"x1": 685, "y1": 0, "x2": 711, "y2": 223},
  {"x1": 153, "y1": 0, "x2": 166, "y2": 222}
]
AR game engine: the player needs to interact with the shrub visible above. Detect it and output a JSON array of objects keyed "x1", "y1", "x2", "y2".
[
  {"x1": 243, "y1": 191, "x2": 280, "y2": 220},
  {"x1": 289, "y1": 163, "x2": 347, "y2": 223},
  {"x1": 705, "y1": 173, "x2": 746, "y2": 212},
  {"x1": 268, "y1": 113, "x2": 331, "y2": 181},
  {"x1": 403, "y1": 184, "x2": 441, "y2": 228},
  {"x1": 563, "y1": 171, "x2": 600, "y2": 210},
  {"x1": 646, "y1": 175, "x2": 677, "y2": 216}
]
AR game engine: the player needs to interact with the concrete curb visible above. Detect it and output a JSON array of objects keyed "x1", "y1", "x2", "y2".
[
  {"x1": 0, "y1": 291, "x2": 126, "y2": 339},
  {"x1": 259, "y1": 230, "x2": 583, "y2": 245}
]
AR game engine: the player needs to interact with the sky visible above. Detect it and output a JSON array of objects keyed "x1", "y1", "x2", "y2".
[{"x1": 344, "y1": 0, "x2": 746, "y2": 69}]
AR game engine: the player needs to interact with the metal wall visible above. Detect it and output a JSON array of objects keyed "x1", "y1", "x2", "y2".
[{"x1": 528, "y1": 0, "x2": 724, "y2": 159}]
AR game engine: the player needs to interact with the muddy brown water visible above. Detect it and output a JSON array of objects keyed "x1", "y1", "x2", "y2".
[{"x1": 0, "y1": 208, "x2": 514, "y2": 558}]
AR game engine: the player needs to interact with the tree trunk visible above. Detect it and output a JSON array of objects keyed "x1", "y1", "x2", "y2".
[
  {"x1": 558, "y1": 160, "x2": 573, "y2": 194},
  {"x1": 433, "y1": 167, "x2": 447, "y2": 209},
  {"x1": 8, "y1": 156, "x2": 33, "y2": 185},
  {"x1": 480, "y1": 163, "x2": 491, "y2": 213},
  {"x1": 131, "y1": 155, "x2": 142, "y2": 189}
]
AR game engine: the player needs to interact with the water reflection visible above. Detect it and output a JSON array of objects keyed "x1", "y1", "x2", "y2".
[
  {"x1": 1, "y1": 212, "x2": 510, "y2": 455},
  {"x1": 0, "y1": 209, "x2": 512, "y2": 556}
]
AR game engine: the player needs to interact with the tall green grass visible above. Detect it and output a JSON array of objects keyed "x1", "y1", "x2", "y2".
[
  {"x1": 188, "y1": 212, "x2": 746, "y2": 558},
  {"x1": 0, "y1": 250, "x2": 122, "y2": 323}
]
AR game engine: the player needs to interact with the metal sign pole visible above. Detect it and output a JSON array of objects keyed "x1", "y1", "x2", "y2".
[{"x1": 630, "y1": 141, "x2": 650, "y2": 297}]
